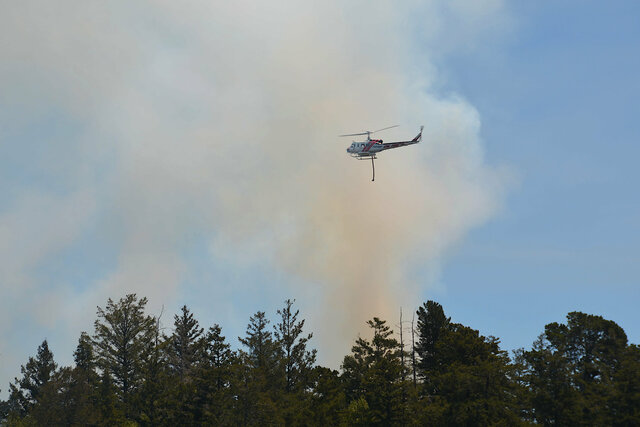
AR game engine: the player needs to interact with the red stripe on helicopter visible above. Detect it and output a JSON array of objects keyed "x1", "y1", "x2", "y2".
[{"x1": 363, "y1": 140, "x2": 381, "y2": 152}]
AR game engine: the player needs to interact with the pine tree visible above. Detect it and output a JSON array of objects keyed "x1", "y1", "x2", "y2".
[
  {"x1": 613, "y1": 344, "x2": 640, "y2": 424},
  {"x1": 61, "y1": 332, "x2": 101, "y2": 425},
  {"x1": 92, "y1": 294, "x2": 156, "y2": 420},
  {"x1": 415, "y1": 300, "x2": 450, "y2": 378},
  {"x1": 198, "y1": 324, "x2": 235, "y2": 425},
  {"x1": 239, "y1": 311, "x2": 279, "y2": 372},
  {"x1": 273, "y1": 299, "x2": 317, "y2": 425},
  {"x1": 0, "y1": 396, "x2": 8, "y2": 424},
  {"x1": 414, "y1": 302, "x2": 522, "y2": 425},
  {"x1": 96, "y1": 367, "x2": 123, "y2": 424},
  {"x1": 163, "y1": 306, "x2": 204, "y2": 424},
  {"x1": 167, "y1": 305, "x2": 204, "y2": 382},
  {"x1": 274, "y1": 299, "x2": 316, "y2": 393},
  {"x1": 74, "y1": 331, "x2": 95, "y2": 371},
  {"x1": 342, "y1": 317, "x2": 404, "y2": 426},
  {"x1": 308, "y1": 366, "x2": 346, "y2": 426},
  {"x1": 204, "y1": 325, "x2": 233, "y2": 385},
  {"x1": 521, "y1": 311, "x2": 633, "y2": 425},
  {"x1": 138, "y1": 315, "x2": 169, "y2": 425},
  {"x1": 425, "y1": 325, "x2": 522, "y2": 425},
  {"x1": 235, "y1": 311, "x2": 283, "y2": 425},
  {"x1": 7, "y1": 339, "x2": 57, "y2": 417},
  {"x1": 5, "y1": 293, "x2": 639, "y2": 426}
]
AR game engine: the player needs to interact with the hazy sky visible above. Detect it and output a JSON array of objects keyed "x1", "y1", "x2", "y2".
[{"x1": 1, "y1": 1, "x2": 639, "y2": 394}]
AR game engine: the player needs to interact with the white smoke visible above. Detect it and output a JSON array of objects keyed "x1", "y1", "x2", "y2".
[{"x1": 0, "y1": 0, "x2": 510, "y2": 385}]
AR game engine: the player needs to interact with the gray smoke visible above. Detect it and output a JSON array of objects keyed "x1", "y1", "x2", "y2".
[{"x1": 0, "y1": 0, "x2": 510, "y2": 380}]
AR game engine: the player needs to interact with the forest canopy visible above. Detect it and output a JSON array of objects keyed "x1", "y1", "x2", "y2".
[{"x1": 1, "y1": 295, "x2": 639, "y2": 426}]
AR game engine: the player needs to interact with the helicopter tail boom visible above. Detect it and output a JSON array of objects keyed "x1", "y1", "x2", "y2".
[{"x1": 380, "y1": 126, "x2": 423, "y2": 151}]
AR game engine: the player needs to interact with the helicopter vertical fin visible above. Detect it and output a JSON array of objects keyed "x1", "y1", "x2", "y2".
[{"x1": 411, "y1": 126, "x2": 424, "y2": 142}]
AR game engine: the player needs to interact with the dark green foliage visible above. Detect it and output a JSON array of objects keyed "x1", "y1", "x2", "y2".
[
  {"x1": 520, "y1": 311, "x2": 639, "y2": 425},
  {"x1": 422, "y1": 325, "x2": 523, "y2": 425},
  {"x1": 55, "y1": 333, "x2": 102, "y2": 425},
  {"x1": 342, "y1": 317, "x2": 404, "y2": 426},
  {"x1": 30, "y1": 366, "x2": 103, "y2": 425},
  {"x1": 167, "y1": 305, "x2": 204, "y2": 382},
  {"x1": 308, "y1": 366, "x2": 346, "y2": 426},
  {"x1": 414, "y1": 301, "x2": 523, "y2": 426},
  {"x1": 92, "y1": 294, "x2": 157, "y2": 421},
  {"x1": 239, "y1": 311, "x2": 280, "y2": 374},
  {"x1": 197, "y1": 324, "x2": 235, "y2": 425},
  {"x1": 163, "y1": 305, "x2": 204, "y2": 424},
  {"x1": 0, "y1": 397, "x2": 8, "y2": 424},
  {"x1": 274, "y1": 299, "x2": 316, "y2": 393},
  {"x1": 415, "y1": 301, "x2": 450, "y2": 376},
  {"x1": 3, "y1": 297, "x2": 639, "y2": 426},
  {"x1": 7, "y1": 340, "x2": 57, "y2": 417},
  {"x1": 235, "y1": 311, "x2": 284, "y2": 425},
  {"x1": 138, "y1": 317, "x2": 169, "y2": 425},
  {"x1": 96, "y1": 367, "x2": 124, "y2": 424},
  {"x1": 74, "y1": 332, "x2": 95, "y2": 371},
  {"x1": 203, "y1": 324, "x2": 234, "y2": 389},
  {"x1": 274, "y1": 298, "x2": 317, "y2": 425},
  {"x1": 613, "y1": 344, "x2": 640, "y2": 424}
]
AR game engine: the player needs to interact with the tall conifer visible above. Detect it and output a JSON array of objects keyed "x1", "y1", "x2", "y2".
[{"x1": 93, "y1": 294, "x2": 156, "y2": 420}]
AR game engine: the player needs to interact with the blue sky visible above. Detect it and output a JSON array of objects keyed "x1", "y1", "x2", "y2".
[
  {"x1": 1, "y1": 1, "x2": 639, "y2": 393},
  {"x1": 431, "y1": 1, "x2": 640, "y2": 349}
]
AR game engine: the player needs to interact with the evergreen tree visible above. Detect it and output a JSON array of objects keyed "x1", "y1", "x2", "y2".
[
  {"x1": 92, "y1": 294, "x2": 156, "y2": 420},
  {"x1": 7, "y1": 340, "x2": 57, "y2": 418},
  {"x1": 274, "y1": 299, "x2": 316, "y2": 393},
  {"x1": 521, "y1": 311, "x2": 633, "y2": 425},
  {"x1": 204, "y1": 324, "x2": 234, "y2": 390},
  {"x1": 138, "y1": 316, "x2": 170, "y2": 425},
  {"x1": 415, "y1": 300, "x2": 450, "y2": 378},
  {"x1": 308, "y1": 366, "x2": 346, "y2": 426},
  {"x1": 234, "y1": 311, "x2": 283, "y2": 425},
  {"x1": 198, "y1": 324, "x2": 235, "y2": 425},
  {"x1": 613, "y1": 344, "x2": 640, "y2": 424},
  {"x1": 74, "y1": 331, "x2": 96, "y2": 371},
  {"x1": 163, "y1": 305, "x2": 204, "y2": 424},
  {"x1": 59, "y1": 332, "x2": 102, "y2": 425},
  {"x1": 520, "y1": 334, "x2": 579, "y2": 425},
  {"x1": 239, "y1": 311, "x2": 280, "y2": 373},
  {"x1": 423, "y1": 324, "x2": 522, "y2": 425},
  {"x1": 4, "y1": 294, "x2": 639, "y2": 426},
  {"x1": 342, "y1": 317, "x2": 404, "y2": 426},
  {"x1": 96, "y1": 367, "x2": 123, "y2": 424},
  {"x1": 414, "y1": 302, "x2": 522, "y2": 425},
  {"x1": 28, "y1": 367, "x2": 73, "y2": 425},
  {"x1": 274, "y1": 299, "x2": 317, "y2": 425},
  {"x1": 0, "y1": 395, "x2": 8, "y2": 424},
  {"x1": 167, "y1": 305, "x2": 204, "y2": 382}
]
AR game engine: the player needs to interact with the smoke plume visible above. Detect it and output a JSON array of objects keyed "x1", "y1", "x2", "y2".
[{"x1": 0, "y1": 0, "x2": 509, "y2": 379}]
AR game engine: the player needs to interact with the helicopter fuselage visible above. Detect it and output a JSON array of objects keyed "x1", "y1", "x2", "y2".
[
  {"x1": 346, "y1": 139, "x2": 385, "y2": 157},
  {"x1": 346, "y1": 137, "x2": 420, "y2": 158}
]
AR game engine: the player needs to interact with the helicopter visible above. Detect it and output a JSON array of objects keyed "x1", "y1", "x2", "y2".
[{"x1": 340, "y1": 125, "x2": 423, "y2": 181}]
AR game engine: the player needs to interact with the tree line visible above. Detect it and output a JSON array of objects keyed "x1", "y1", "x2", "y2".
[{"x1": 1, "y1": 295, "x2": 639, "y2": 426}]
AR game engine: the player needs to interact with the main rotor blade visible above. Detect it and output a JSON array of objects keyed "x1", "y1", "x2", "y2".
[
  {"x1": 338, "y1": 132, "x2": 369, "y2": 137},
  {"x1": 372, "y1": 125, "x2": 399, "y2": 133}
]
